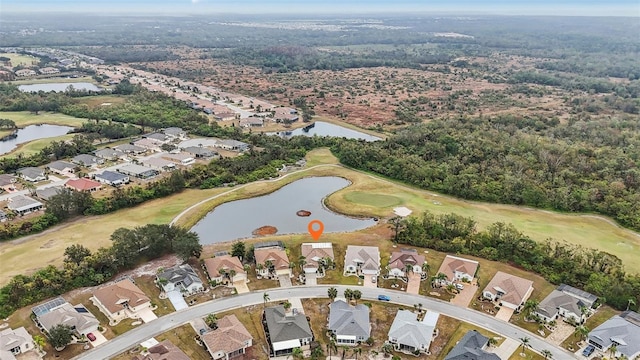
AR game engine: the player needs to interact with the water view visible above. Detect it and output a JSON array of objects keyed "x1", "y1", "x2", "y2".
[
  {"x1": 191, "y1": 176, "x2": 376, "y2": 244},
  {"x1": 270, "y1": 121, "x2": 381, "y2": 141},
  {"x1": 18, "y1": 82, "x2": 103, "y2": 92},
  {"x1": 0, "y1": 124, "x2": 74, "y2": 155}
]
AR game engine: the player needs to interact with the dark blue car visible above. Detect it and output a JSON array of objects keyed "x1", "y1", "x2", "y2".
[
  {"x1": 378, "y1": 295, "x2": 391, "y2": 301},
  {"x1": 582, "y1": 345, "x2": 595, "y2": 357}
]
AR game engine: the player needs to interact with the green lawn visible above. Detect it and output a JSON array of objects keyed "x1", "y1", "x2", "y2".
[
  {"x1": 1, "y1": 133, "x2": 76, "y2": 158},
  {"x1": 344, "y1": 191, "x2": 403, "y2": 208},
  {"x1": 0, "y1": 111, "x2": 88, "y2": 127},
  {"x1": 0, "y1": 53, "x2": 39, "y2": 68},
  {"x1": 8, "y1": 76, "x2": 97, "y2": 85}
]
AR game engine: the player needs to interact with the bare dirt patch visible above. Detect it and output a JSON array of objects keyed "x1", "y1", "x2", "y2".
[{"x1": 252, "y1": 225, "x2": 278, "y2": 236}]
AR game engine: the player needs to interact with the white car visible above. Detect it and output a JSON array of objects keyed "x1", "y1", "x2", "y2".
[{"x1": 455, "y1": 283, "x2": 464, "y2": 290}]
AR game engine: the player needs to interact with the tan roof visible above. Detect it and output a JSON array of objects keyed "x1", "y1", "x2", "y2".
[
  {"x1": 93, "y1": 279, "x2": 150, "y2": 314},
  {"x1": 202, "y1": 314, "x2": 253, "y2": 355},
  {"x1": 204, "y1": 255, "x2": 246, "y2": 278},
  {"x1": 344, "y1": 246, "x2": 380, "y2": 271},
  {"x1": 133, "y1": 340, "x2": 190, "y2": 360},
  {"x1": 484, "y1": 271, "x2": 533, "y2": 306},
  {"x1": 254, "y1": 248, "x2": 290, "y2": 270},
  {"x1": 437, "y1": 255, "x2": 479, "y2": 281},
  {"x1": 388, "y1": 250, "x2": 425, "y2": 271},
  {"x1": 301, "y1": 242, "x2": 334, "y2": 269}
]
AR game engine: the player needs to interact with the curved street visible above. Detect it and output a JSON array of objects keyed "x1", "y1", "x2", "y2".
[{"x1": 74, "y1": 285, "x2": 577, "y2": 360}]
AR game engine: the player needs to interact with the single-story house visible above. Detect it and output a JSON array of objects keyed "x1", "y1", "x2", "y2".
[
  {"x1": 94, "y1": 148, "x2": 125, "y2": 161},
  {"x1": 329, "y1": 300, "x2": 371, "y2": 346},
  {"x1": 35, "y1": 186, "x2": 64, "y2": 201},
  {"x1": 65, "y1": 178, "x2": 102, "y2": 192},
  {"x1": 117, "y1": 164, "x2": 159, "y2": 179},
  {"x1": 344, "y1": 245, "x2": 380, "y2": 276},
  {"x1": 32, "y1": 298, "x2": 99, "y2": 337},
  {"x1": 46, "y1": 160, "x2": 76, "y2": 175},
  {"x1": 388, "y1": 309, "x2": 440, "y2": 355},
  {"x1": 15, "y1": 69, "x2": 36, "y2": 77},
  {"x1": 202, "y1": 314, "x2": 253, "y2": 360},
  {"x1": 535, "y1": 286, "x2": 597, "y2": 323},
  {"x1": 588, "y1": 311, "x2": 640, "y2": 359},
  {"x1": 254, "y1": 246, "x2": 291, "y2": 278},
  {"x1": 444, "y1": 330, "x2": 500, "y2": 360},
  {"x1": 388, "y1": 249, "x2": 426, "y2": 278},
  {"x1": 436, "y1": 255, "x2": 479, "y2": 285},
  {"x1": 72, "y1": 154, "x2": 103, "y2": 168},
  {"x1": 482, "y1": 271, "x2": 534, "y2": 310},
  {"x1": 182, "y1": 146, "x2": 218, "y2": 158},
  {"x1": 143, "y1": 132, "x2": 169, "y2": 143},
  {"x1": 161, "y1": 152, "x2": 195, "y2": 166},
  {"x1": 162, "y1": 127, "x2": 187, "y2": 140},
  {"x1": 7, "y1": 195, "x2": 44, "y2": 215},
  {"x1": 114, "y1": 143, "x2": 146, "y2": 154},
  {"x1": 239, "y1": 118, "x2": 264, "y2": 128},
  {"x1": 133, "y1": 138, "x2": 164, "y2": 152},
  {"x1": 203, "y1": 255, "x2": 247, "y2": 284},
  {"x1": 132, "y1": 340, "x2": 190, "y2": 360},
  {"x1": 557, "y1": 284, "x2": 598, "y2": 308},
  {"x1": 92, "y1": 279, "x2": 153, "y2": 325},
  {"x1": 274, "y1": 107, "x2": 299, "y2": 122},
  {"x1": 0, "y1": 174, "x2": 17, "y2": 192},
  {"x1": 0, "y1": 327, "x2": 34, "y2": 358},
  {"x1": 17, "y1": 167, "x2": 45, "y2": 182},
  {"x1": 156, "y1": 264, "x2": 204, "y2": 296},
  {"x1": 264, "y1": 305, "x2": 313, "y2": 357},
  {"x1": 94, "y1": 171, "x2": 129, "y2": 186},
  {"x1": 213, "y1": 139, "x2": 249, "y2": 152},
  {"x1": 141, "y1": 157, "x2": 176, "y2": 171},
  {"x1": 301, "y1": 242, "x2": 334, "y2": 275},
  {"x1": 39, "y1": 67, "x2": 60, "y2": 75},
  {"x1": 213, "y1": 112, "x2": 238, "y2": 121}
]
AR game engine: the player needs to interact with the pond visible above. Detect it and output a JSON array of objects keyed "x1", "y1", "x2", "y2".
[
  {"x1": 18, "y1": 82, "x2": 103, "y2": 92},
  {"x1": 0, "y1": 124, "x2": 74, "y2": 155},
  {"x1": 270, "y1": 121, "x2": 381, "y2": 141},
  {"x1": 191, "y1": 176, "x2": 377, "y2": 244}
]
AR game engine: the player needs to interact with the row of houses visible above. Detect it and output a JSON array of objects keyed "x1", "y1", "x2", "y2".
[{"x1": 13, "y1": 67, "x2": 61, "y2": 77}]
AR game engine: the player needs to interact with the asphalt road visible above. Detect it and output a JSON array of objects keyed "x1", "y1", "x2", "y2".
[{"x1": 74, "y1": 285, "x2": 577, "y2": 360}]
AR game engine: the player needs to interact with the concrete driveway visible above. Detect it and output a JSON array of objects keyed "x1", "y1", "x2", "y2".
[
  {"x1": 305, "y1": 273, "x2": 317, "y2": 286},
  {"x1": 234, "y1": 280, "x2": 250, "y2": 294},
  {"x1": 363, "y1": 274, "x2": 377, "y2": 288},
  {"x1": 278, "y1": 275, "x2": 292, "y2": 288},
  {"x1": 490, "y1": 338, "x2": 520, "y2": 359},
  {"x1": 89, "y1": 331, "x2": 108, "y2": 347},
  {"x1": 495, "y1": 306, "x2": 516, "y2": 322},
  {"x1": 406, "y1": 273, "x2": 421, "y2": 294},
  {"x1": 137, "y1": 308, "x2": 158, "y2": 323},
  {"x1": 450, "y1": 283, "x2": 477, "y2": 307},
  {"x1": 166, "y1": 290, "x2": 188, "y2": 311}
]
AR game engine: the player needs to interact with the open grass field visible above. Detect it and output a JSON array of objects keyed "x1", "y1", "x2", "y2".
[
  {"x1": 0, "y1": 52, "x2": 39, "y2": 68},
  {"x1": 0, "y1": 111, "x2": 88, "y2": 127},
  {"x1": 1, "y1": 133, "x2": 76, "y2": 158},
  {"x1": 76, "y1": 94, "x2": 128, "y2": 107},
  {"x1": 8, "y1": 76, "x2": 97, "y2": 85}
]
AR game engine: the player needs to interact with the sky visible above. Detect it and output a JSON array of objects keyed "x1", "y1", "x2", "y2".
[{"x1": 1, "y1": 0, "x2": 639, "y2": 16}]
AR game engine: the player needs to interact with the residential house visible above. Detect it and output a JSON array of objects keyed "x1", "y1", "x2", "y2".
[
  {"x1": 162, "y1": 127, "x2": 187, "y2": 140},
  {"x1": 254, "y1": 246, "x2": 291, "y2": 279},
  {"x1": 274, "y1": 107, "x2": 299, "y2": 123},
  {"x1": 156, "y1": 264, "x2": 204, "y2": 296},
  {"x1": 0, "y1": 174, "x2": 17, "y2": 192},
  {"x1": 301, "y1": 242, "x2": 334, "y2": 275},
  {"x1": 213, "y1": 139, "x2": 249, "y2": 152},
  {"x1": 94, "y1": 148, "x2": 125, "y2": 161},
  {"x1": 46, "y1": 160, "x2": 76, "y2": 175},
  {"x1": 72, "y1": 154, "x2": 103, "y2": 168},
  {"x1": 213, "y1": 112, "x2": 238, "y2": 121},
  {"x1": 444, "y1": 330, "x2": 500, "y2": 360},
  {"x1": 534, "y1": 285, "x2": 597, "y2": 323},
  {"x1": 588, "y1": 311, "x2": 640, "y2": 359},
  {"x1": 133, "y1": 138, "x2": 164, "y2": 152},
  {"x1": 182, "y1": 146, "x2": 218, "y2": 158},
  {"x1": 35, "y1": 186, "x2": 64, "y2": 201},
  {"x1": 264, "y1": 305, "x2": 313, "y2": 356},
  {"x1": 32, "y1": 298, "x2": 99, "y2": 337},
  {"x1": 328, "y1": 300, "x2": 371, "y2": 345},
  {"x1": 344, "y1": 245, "x2": 380, "y2": 276},
  {"x1": 388, "y1": 309, "x2": 440, "y2": 355},
  {"x1": 17, "y1": 167, "x2": 45, "y2": 182},
  {"x1": 388, "y1": 249, "x2": 426, "y2": 278},
  {"x1": 141, "y1": 157, "x2": 176, "y2": 172},
  {"x1": 202, "y1": 314, "x2": 253, "y2": 360},
  {"x1": 239, "y1": 118, "x2": 264, "y2": 128},
  {"x1": 132, "y1": 340, "x2": 190, "y2": 360},
  {"x1": 0, "y1": 327, "x2": 34, "y2": 358},
  {"x1": 203, "y1": 255, "x2": 247, "y2": 284},
  {"x1": 436, "y1": 255, "x2": 479, "y2": 285},
  {"x1": 94, "y1": 171, "x2": 129, "y2": 186},
  {"x1": 114, "y1": 143, "x2": 146, "y2": 155},
  {"x1": 65, "y1": 178, "x2": 102, "y2": 192},
  {"x1": 117, "y1": 164, "x2": 159, "y2": 179},
  {"x1": 7, "y1": 195, "x2": 43, "y2": 215},
  {"x1": 39, "y1": 67, "x2": 60, "y2": 75},
  {"x1": 482, "y1": 271, "x2": 534, "y2": 310},
  {"x1": 0, "y1": 210, "x2": 7, "y2": 222},
  {"x1": 143, "y1": 132, "x2": 169, "y2": 143},
  {"x1": 15, "y1": 69, "x2": 36, "y2": 77},
  {"x1": 161, "y1": 152, "x2": 195, "y2": 166},
  {"x1": 92, "y1": 279, "x2": 152, "y2": 325}
]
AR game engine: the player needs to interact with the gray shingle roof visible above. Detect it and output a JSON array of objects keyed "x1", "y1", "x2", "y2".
[
  {"x1": 445, "y1": 330, "x2": 500, "y2": 360},
  {"x1": 557, "y1": 284, "x2": 598, "y2": 307},
  {"x1": 157, "y1": 264, "x2": 202, "y2": 288},
  {"x1": 388, "y1": 310, "x2": 437, "y2": 351},
  {"x1": 264, "y1": 305, "x2": 312, "y2": 343},
  {"x1": 47, "y1": 160, "x2": 75, "y2": 172},
  {"x1": 17, "y1": 167, "x2": 44, "y2": 180},
  {"x1": 328, "y1": 300, "x2": 370, "y2": 339},
  {"x1": 536, "y1": 289, "x2": 588, "y2": 319},
  {"x1": 96, "y1": 170, "x2": 128, "y2": 182},
  {"x1": 72, "y1": 154, "x2": 100, "y2": 166},
  {"x1": 36, "y1": 186, "x2": 64, "y2": 201},
  {"x1": 588, "y1": 311, "x2": 640, "y2": 358},
  {"x1": 8, "y1": 195, "x2": 43, "y2": 212}
]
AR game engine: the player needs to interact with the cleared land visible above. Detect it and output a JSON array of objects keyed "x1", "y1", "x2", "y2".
[{"x1": 2, "y1": 148, "x2": 639, "y2": 286}]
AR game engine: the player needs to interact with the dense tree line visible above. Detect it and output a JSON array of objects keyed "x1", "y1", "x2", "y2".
[
  {"x1": 0, "y1": 135, "x2": 95, "y2": 174},
  {"x1": 0, "y1": 224, "x2": 201, "y2": 318},
  {"x1": 332, "y1": 115, "x2": 640, "y2": 232},
  {"x1": 394, "y1": 211, "x2": 640, "y2": 312}
]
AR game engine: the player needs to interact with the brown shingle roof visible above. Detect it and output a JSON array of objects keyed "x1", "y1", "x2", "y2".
[
  {"x1": 202, "y1": 314, "x2": 253, "y2": 355},
  {"x1": 93, "y1": 279, "x2": 150, "y2": 314},
  {"x1": 203, "y1": 255, "x2": 245, "y2": 278},
  {"x1": 254, "y1": 248, "x2": 289, "y2": 270},
  {"x1": 301, "y1": 242, "x2": 334, "y2": 269},
  {"x1": 388, "y1": 250, "x2": 425, "y2": 271},
  {"x1": 133, "y1": 340, "x2": 190, "y2": 360},
  {"x1": 437, "y1": 255, "x2": 479, "y2": 281},
  {"x1": 484, "y1": 271, "x2": 533, "y2": 306}
]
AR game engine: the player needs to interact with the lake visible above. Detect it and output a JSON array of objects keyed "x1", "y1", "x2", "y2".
[
  {"x1": 18, "y1": 82, "x2": 102, "y2": 92},
  {"x1": 191, "y1": 176, "x2": 377, "y2": 244},
  {"x1": 0, "y1": 124, "x2": 74, "y2": 155},
  {"x1": 270, "y1": 121, "x2": 381, "y2": 141}
]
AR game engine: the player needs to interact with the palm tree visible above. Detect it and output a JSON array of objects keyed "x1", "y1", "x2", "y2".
[
  {"x1": 487, "y1": 337, "x2": 498, "y2": 348},
  {"x1": 352, "y1": 290, "x2": 362, "y2": 304},
  {"x1": 522, "y1": 299, "x2": 540, "y2": 320},
  {"x1": 627, "y1": 298, "x2": 636, "y2": 311},
  {"x1": 421, "y1": 262, "x2": 430, "y2": 277},
  {"x1": 574, "y1": 325, "x2": 589, "y2": 342},
  {"x1": 264, "y1": 260, "x2": 274, "y2": 277},
  {"x1": 353, "y1": 347, "x2": 362, "y2": 360},
  {"x1": 328, "y1": 287, "x2": 338, "y2": 302},
  {"x1": 292, "y1": 347, "x2": 304, "y2": 360},
  {"x1": 381, "y1": 343, "x2": 394, "y2": 355},
  {"x1": 229, "y1": 269, "x2": 237, "y2": 283},
  {"x1": 327, "y1": 338, "x2": 337, "y2": 359},
  {"x1": 520, "y1": 337, "x2": 531, "y2": 354},
  {"x1": 298, "y1": 255, "x2": 307, "y2": 270},
  {"x1": 404, "y1": 263, "x2": 413, "y2": 277},
  {"x1": 205, "y1": 313, "x2": 218, "y2": 329},
  {"x1": 263, "y1": 292, "x2": 270, "y2": 308},
  {"x1": 311, "y1": 346, "x2": 324, "y2": 360},
  {"x1": 432, "y1": 272, "x2": 447, "y2": 287},
  {"x1": 344, "y1": 288, "x2": 353, "y2": 301},
  {"x1": 541, "y1": 350, "x2": 553, "y2": 360},
  {"x1": 609, "y1": 344, "x2": 618, "y2": 358}
]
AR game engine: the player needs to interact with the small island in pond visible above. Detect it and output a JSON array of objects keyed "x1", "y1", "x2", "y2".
[
  {"x1": 296, "y1": 210, "x2": 311, "y2": 217},
  {"x1": 252, "y1": 225, "x2": 278, "y2": 236}
]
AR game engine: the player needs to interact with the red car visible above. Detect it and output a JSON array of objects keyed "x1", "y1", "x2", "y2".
[{"x1": 87, "y1": 333, "x2": 96, "y2": 341}]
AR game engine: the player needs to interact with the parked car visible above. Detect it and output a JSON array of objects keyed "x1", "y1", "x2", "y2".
[
  {"x1": 372, "y1": 276, "x2": 377, "y2": 283},
  {"x1": 582, "y1": 345, "x2": 595, "y2": 357},
  {"x1": 87, "y1": 333, "x2": 96, "y2": 341},
  {"x1": 199, "y1": 328, "x2": 207, "y2": 335},
  {"x1": 455, "y1": 283, "x2": 464, "y2": 290},
  {"x1": 378, "y1": 295, "x2": 391, "y2": 301}
]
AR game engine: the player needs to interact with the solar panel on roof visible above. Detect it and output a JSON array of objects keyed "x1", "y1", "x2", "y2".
[
  {"x1": 75, "y1": 307, "x2": 88, "y2": 313},
  {"x1": 31, "y1": 297, "x2": 66, "y2": 317}
]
